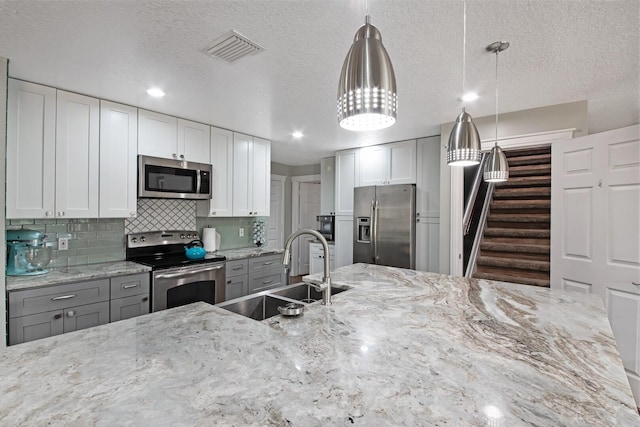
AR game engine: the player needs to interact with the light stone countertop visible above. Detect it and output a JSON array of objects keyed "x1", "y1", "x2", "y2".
[
  {"x1": 5, "y1": 261, "x2": 152, "y2": 292},
  {"x1": 0, "y1": 263, "x2": 637, "y2": 425},
  {"x1": 216, "y1": 246, "x2": 284, "y2": 260}
]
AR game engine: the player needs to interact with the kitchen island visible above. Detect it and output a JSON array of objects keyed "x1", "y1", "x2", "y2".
[{"x1": 0, "y1": 264, "x2": 637, "y2": 425}]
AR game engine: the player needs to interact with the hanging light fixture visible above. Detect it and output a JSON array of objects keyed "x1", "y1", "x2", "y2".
[
  {"x1": 337, "y1": 14, "x2": 397, "y2": 131},
  {"x1": 483, "y1": 40, "x2": 510, "y2": 182},
  {"x1": 447, "y1": 0, "x2": 482, "y2": 167}
]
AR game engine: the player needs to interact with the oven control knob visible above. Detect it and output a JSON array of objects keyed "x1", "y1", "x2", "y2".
[
  {"x1": 131, "y1": 237, "x2": 137, "y2": 243},
  {"x1": 140, "y1": 236, "x2": 146, "y2": 242},
  {"x1": 186, "y1": 233, "x2": 191, "y2": 239},
  {"x1": 180, "y1": 234, "x2": 185, "y2": 239}
]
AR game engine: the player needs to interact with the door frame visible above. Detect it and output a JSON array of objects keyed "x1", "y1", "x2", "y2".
[
  {"x1": 290, "y1": 174, "x2": 321, "y2": 277},
  {"x1": 449, "y1": 128, "x2": 576, "y2": 275},
  {"x1": 269, "y1": 174, "x2": 286, "y2": 249}
]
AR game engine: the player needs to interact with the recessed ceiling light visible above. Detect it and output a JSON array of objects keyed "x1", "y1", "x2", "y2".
[
  {"x1": 292, "y1": 131, "x2": 304, "y2": 139},
  {"x1": 147, "y1": 88, "x2": 165, "y2": 98},
  {"x1": 461, "y1": 92, "x2": 479, "y2": 102}
]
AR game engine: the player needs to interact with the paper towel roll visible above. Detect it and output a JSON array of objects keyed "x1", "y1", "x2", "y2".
[{"x1": 202, "y1": 228, "x2": 220, "y2": 252}]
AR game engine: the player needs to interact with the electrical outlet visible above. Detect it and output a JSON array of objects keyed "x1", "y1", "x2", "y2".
[
  {"x1": 58, "y1": 237, "x2": 69, "y2": 251},
  {"x1": 239, "y1": 227, "x2": 245, "y2": 237}
]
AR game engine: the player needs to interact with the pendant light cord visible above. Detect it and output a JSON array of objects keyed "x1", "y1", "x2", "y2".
[
  {"x1": 462, "y1": 0, "x2": 467, "y2": 100},
  {"x1": 494, "y1": 48, "x2": 499, "y2": 147}
]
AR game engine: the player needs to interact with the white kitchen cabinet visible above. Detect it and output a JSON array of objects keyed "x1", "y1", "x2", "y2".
[
  {"x1": 320, "y1": 157, "x2": 336, "y2": 215},
  {"x1": 99, "y1": 100, "x2": 138, "y2": 218},
  {"x1": 232, "y1": 133, "x2": 271, "y2": 217},
  {"x1": 55, "y1": 90, "x2": 100, "y2": 218},
  {"x1": 138, "y1": 109, "x2": 178, "y2": 159},
  {"x1": 334, "y1": 149, "x2": 360, "y2": 216},
  {"x1": 415, "y1": 136, "x2": 441, "y2": 273},
  {"x1": 359, "y1": 139, "x2": 417, "y2": 186},
  {"x1": 309, "y1": 242, "x2": 335, "y2": 275},
  {"x1": 6, "y1": 79, "x2": 56, "y2": 219},
  {"x1": 334, "y1": 216, "x2": 354, "y2": 268},
  {"x1": 197, "y1": 126, "x2": 234, "y2": 217},
  {"x1": 139, "y1": 111, "x2": 210, "y2": 162},
  {"x1": 178, "y1": 118, "x2": 210, "y2": 161}
]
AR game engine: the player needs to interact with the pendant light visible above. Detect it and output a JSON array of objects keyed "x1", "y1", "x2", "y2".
[
  {"x1": 483, "y1": 41, "x2": 510, "y2": 182},
  {"x1": 337, "y1": 14, "x2": 397, "y2": 131},
  {"x1": 447, "y1": 0, "x2": 482, "y2": 166}
]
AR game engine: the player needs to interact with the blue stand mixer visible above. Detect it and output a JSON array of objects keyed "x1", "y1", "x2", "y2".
[{"x1": 6, "y1": 229, "x2": 52, "y2": 276}]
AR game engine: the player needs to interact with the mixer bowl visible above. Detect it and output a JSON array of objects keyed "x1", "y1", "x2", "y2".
[{"x1": 18, "y1": 246, "x2": 52, "y2": 271}]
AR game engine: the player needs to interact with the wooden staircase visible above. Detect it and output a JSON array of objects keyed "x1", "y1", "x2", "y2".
[{"x1": 473, "y1": 146, "x2": 551, "y2": 287}]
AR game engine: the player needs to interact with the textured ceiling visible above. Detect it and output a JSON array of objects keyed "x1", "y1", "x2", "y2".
[{"x1": 0, "y1": 0, "x2": 638, "y2": 166}]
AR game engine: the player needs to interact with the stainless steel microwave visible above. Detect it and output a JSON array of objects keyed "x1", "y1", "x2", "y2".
[{"x1": 138, "y1": 155, "x2": 212, "y2": 200}]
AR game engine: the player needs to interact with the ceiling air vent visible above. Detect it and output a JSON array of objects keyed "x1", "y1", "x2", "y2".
[{"x1": 204, "y1": 30, "x2": 265, "y2": 63}]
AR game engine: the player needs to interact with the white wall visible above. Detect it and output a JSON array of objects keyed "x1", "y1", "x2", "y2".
[
  {"x1": 1, "y1": 57, "x2": 8, "y2": 348},
  {"x1": 438, "y1": 100, "x2": 588, "y2": 275}
]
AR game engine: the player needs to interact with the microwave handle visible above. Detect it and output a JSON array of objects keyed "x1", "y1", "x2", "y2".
[{"x1": 196, "y1": 170, "x2": 202, "y2": 194}]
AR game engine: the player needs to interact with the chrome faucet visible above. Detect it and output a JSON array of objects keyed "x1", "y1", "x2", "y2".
[{"x1": 282, "y1": 229, "x2": 332, "y2": 305}]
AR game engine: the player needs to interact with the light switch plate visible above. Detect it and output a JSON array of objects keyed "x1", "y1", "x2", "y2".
[
  {"x1": 239, "y1": 227, "x2": 245, "y2": 237},
  {"x1": 58, "y1": 237, "x2": 69, "y2": 250}
]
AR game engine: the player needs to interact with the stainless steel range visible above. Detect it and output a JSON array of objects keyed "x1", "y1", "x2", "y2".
[{"x1": 126, "y1": 230, "x2": 226, "y2": 312}]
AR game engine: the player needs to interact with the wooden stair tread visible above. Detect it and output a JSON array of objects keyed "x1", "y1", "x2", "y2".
[
  {"x1": 478, "y1": 250, "x2": 549, "y2": 262},
  {"x1": 491, "y1": 199, "x2": 551, "y2": 209},
  {"x1": 476, "y1": 256, "x2": 550, "y2": 272},
  {"x1": 494, "y1": 187, "x2": 551, "y2": 198},
  {"x1": 509, "y1": 164, "x2": 552, "y2": 177},
  {"x1": 483, "y1": 236, "x2": 550, "y2": 246},
  {"x1": 504, "y1": 146, "x2": 551, "y2": 158},
  {"x1": 484, "y1": 227, "x2": 550, "y2": 238},
  {"x1": 506, "y1": 153, "x2": 551, "y2": 166},
  {"x1": 488, "y1": 213, "x2": 551, "y2": 223},
  {"x1": 480, "y1": 241, "x2": 550, "y2": 254},
  {"x1": 496, "y1": 176, "x2": 551, "y2": 187},
  {"x1": 473, "y1": 271, "x2": 550, "y2": 287}
]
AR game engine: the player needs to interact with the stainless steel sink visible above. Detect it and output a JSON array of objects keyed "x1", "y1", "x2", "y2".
[
  {"x1": 217, "y1": 294, "x2": 293, "y2": 321},
  {"x1": 271, "y1": 282, "x2": 348, "y2": 303},
  {"x1": 215, "y1": 282, "x2": 350, "y2": 321}
]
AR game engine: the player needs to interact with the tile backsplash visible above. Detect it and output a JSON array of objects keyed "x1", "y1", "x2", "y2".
[
  {"x1": 196, "y1": 217, "x2": 265, "y2": 250},
  {"x1": 125, "y1": 199, "x2": 196, "y2": 234},
  {"x1": 6, "y1": 218, "x2": 125, "y2": 268}
]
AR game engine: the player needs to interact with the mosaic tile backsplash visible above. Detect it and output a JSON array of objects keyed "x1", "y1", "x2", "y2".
[
  {"x1": 125, "y1": 199, "x2": 196, "y2": 234},
  {"x1": 6, "y1": 218, "x2": 125, "y2": 268}
]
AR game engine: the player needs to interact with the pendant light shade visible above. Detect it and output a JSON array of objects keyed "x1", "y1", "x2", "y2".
[
  {"x1": 484, "y1": 145, "x2": 509, "y2": 182},
  {"x1": 337, "y1": 15, "x2": 397, "y2": 131},
  {"x1": 483, "y1": 40, "x2": 510, "y2": 182},
  {"x1": 447, "y1": 0, "x2": 481, "y2": 167},
  {"x1": 447, "y1": 108, "x2": 482, "y2": 166}
]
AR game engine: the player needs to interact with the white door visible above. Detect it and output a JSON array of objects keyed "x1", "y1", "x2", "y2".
[
  {"x1": 334, "y1": 215, "x2": 354, "y2": 268},
  {"x1": 335, "y1": 149, "x2": 359, "y2": 215},
  {"x1": 268, "y1": 176, "x2": 286, "y2": 249},
  {"x1": 551, "y1": 124, "x2": 640, "y2": 405},
  {"x1": 99, "y1": 100, "x2": 137, "y2": 218},
  {"x1": 296, "y1": 182, "x2": 321, "y2": 275}
]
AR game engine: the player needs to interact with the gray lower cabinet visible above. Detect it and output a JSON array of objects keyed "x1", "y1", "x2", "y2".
[
  {"x1": 8, "y1": 273, "x2": 150, "y2": 345},
  {"x1": 109, "y1": 273, "x2": 150, "y2": 322},
  {"x1": 224, "y1": 254, "x2": 286, "y2": 301}
]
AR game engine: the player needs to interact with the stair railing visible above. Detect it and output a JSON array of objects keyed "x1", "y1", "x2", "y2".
[
  {"x1": 465, "y1": 182, "x2": 495, "y2": 278},
  {"x1": 463, "y1": 153, "x2": 488, "y2": 236}
]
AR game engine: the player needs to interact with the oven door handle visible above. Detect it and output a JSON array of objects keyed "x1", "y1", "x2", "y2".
[{"x1": 155, "y1": 264, "x2": 223, "y2": 279}]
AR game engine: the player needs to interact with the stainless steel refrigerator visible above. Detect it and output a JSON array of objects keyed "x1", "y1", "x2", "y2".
[{"x1": 353, "y1": 184, "x2": 416, "y2": 269}]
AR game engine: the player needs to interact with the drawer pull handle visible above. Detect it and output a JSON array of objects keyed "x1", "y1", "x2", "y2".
[
  {"x1": 263, "y1": 262, "x2": 273, "y2": 266},
  {"x1": 52, "y1": 294, "x2": 76, "y2": 301},
  {"x1": 54, "y1": 314, "x2": 62, "y2": 320},
  {"x1": 262, "y1": 280, "x2": 273, "y2": 284},
  {"x1": 232, "y1": 266, "x2": 244, "y2": 271},
  {"x1": 142, "y1": 297, "x2": 149, "y2": 302},
  {"x1": 633, "y1": 282, "x2": 640, "y2": 286},
  {"x1": 122, "y1": 283, "x2": 138, "y2": 289}
]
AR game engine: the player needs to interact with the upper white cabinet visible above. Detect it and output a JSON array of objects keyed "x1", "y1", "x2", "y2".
[
  {"x1": 99, "y1": 100, "x2": 138, "y2": 218},
  {"x1": 232, "y1": 133, "x2": 271, "y2": 217},
  {"x1": 178, "y1": 118, "x2": 210, "y2": 161},
  {"x1": 334, "y1": 149, "x2": 360, "y2": 216},
  {"x1": 320, "y1": 157, "x2": 336, "y2": 215},
  {"x1": 138, "y1": 110, "x2": 210, "y2": 162},
  {"x1": 55, "y1": 90, "x2": 100, "y2": 218},
  {"x1": 138, "y1": 109, "x2": 177, "y2": 159},
  {"x1": 359, "y1": 139, "x2": 417, "y2": 186},
  {"x1": 7, "y1": 80, "x2": 100, "y2": 219},
  {"x1": 196, "y1": 126, "x2": 234, "y2": 217},
  {"x1": 7, "y1": 79, "x2": 57, "y2": 219},
  {"x1": 415, "y1": 136, "x2": 441, "y2": 273}
]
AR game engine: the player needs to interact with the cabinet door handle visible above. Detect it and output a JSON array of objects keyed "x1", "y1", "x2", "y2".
[
  {"x1": 58, "y1": 211, "x2": 65, "y2": 217},
  {"x1": 54, "y1": 314, "x2": 62, "y2": 320},
  {"x1": 227, "y1": 280, "x2": 232, "y2": 284},
  {"x1": 122, "y1": 283, "x2": 138, "y2": 289},
  {"x1": 263, "y1": 262, "x2": 273, "y2": 266},
  {"x1": 232, "y1": 266, "x2": 244, "y2": 271},
  {"x1": 66, "y1": 310, "x2": 75, "y2": 317},
  {"x1": 52, "y1": 294, "x2": 76, "y2": 301},
  {"x1": 262, "y1": 280, "x2": 273, "y2": 285},
  {"x1": 142, "y1": 297, "x2": 149, "y2": 302},
  {"x1": 633, "y1": 282, "x2": 640, "y2": 286}
]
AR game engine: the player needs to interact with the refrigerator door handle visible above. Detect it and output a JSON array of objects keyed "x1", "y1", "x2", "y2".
[{"x1": 372, "y1": 199, "x2": 379, "y2": 262}]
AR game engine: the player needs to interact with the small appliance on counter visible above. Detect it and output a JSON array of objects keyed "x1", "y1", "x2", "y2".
[
  {"x1": 6, "y1": 229, "x2": 52, "y2": 276},
  {"x1": 317, "y1": 215, "x2": 335, "y2": 242}
]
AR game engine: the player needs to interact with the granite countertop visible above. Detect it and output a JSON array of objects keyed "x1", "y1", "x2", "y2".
[
  {"x1": 216, "y1": 246, "x2": 284, "y2": 260},
  {"x1": 0, "y1": 264, "x2": 637, "y2": 425},
  {"x1": 5, "y1": 261, "x2": 152, "y2": 292}
]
